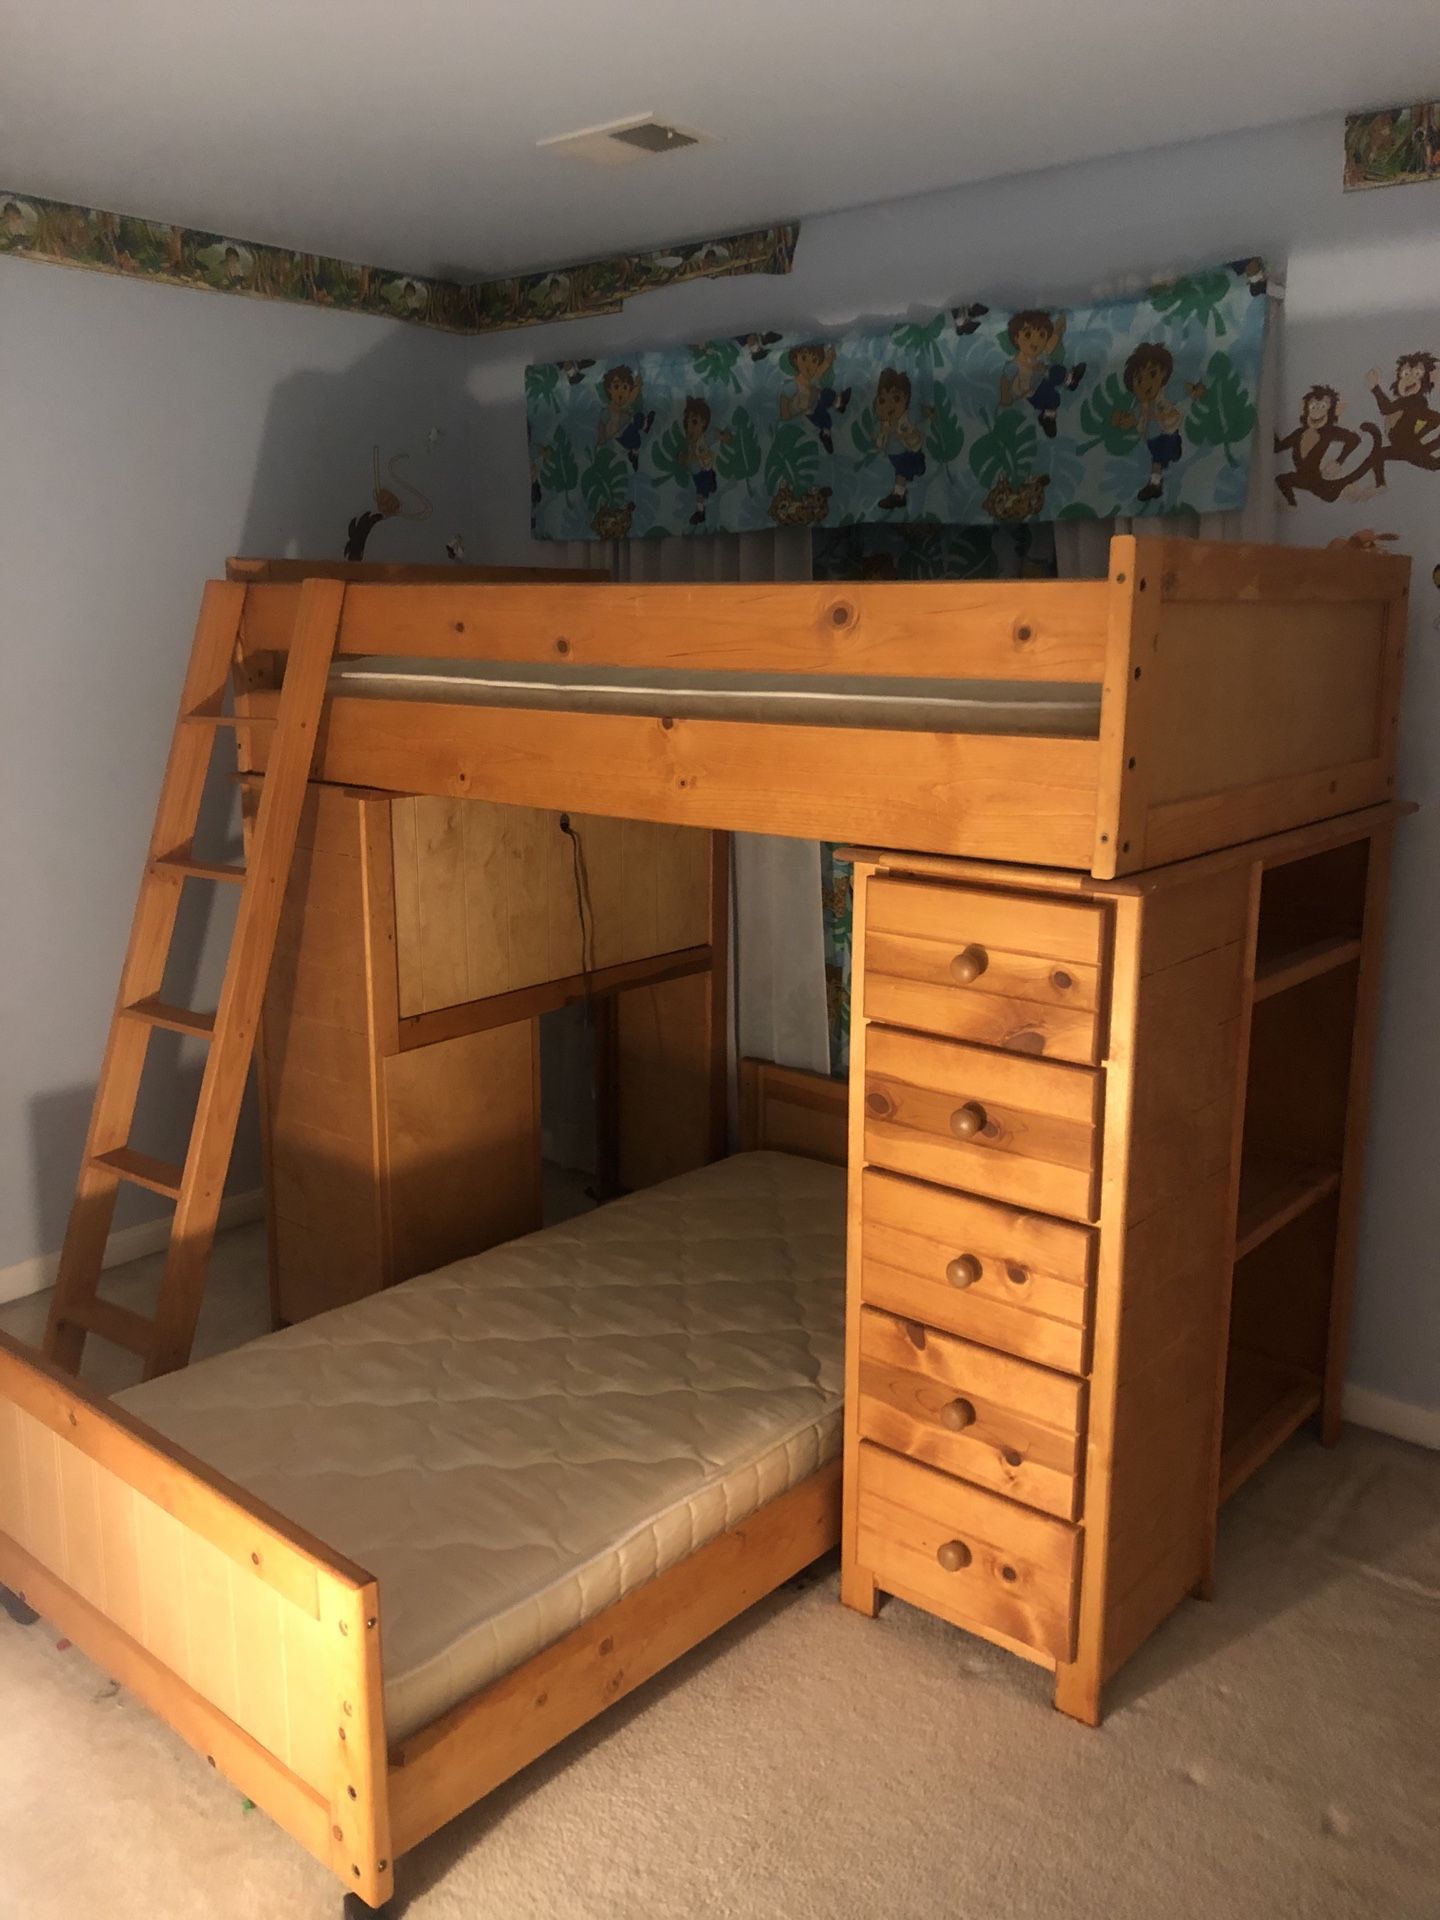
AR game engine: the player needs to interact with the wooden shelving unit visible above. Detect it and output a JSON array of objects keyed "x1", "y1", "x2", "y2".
[
  {"x1": 1252, "y1": 930, "x2": 1362, "y2": 1003},
  {"x1": 1235, "y1": 1151, "x2": 1342, "y2": 1260},
  {"x1": 1217, "y1": 832, "x2": 1378, "y2": 1508},
  {"x1": 1219, "y1": 1348, "x2": 1324, "y2": 1502}
]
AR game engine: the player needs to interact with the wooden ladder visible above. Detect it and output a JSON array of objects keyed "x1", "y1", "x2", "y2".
[{"x1": 44, "y1": 577, "x2": 345, "y2": 1380}]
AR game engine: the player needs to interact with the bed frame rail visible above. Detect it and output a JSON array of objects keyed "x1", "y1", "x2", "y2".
[{"x1": 0, "y1": 1332, "x2": 393, "y2": 1908}]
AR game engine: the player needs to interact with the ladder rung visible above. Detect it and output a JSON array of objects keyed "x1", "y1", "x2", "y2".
[
  {"x1": 183, "y1": 707, "x2": 277, "y2": 729},
  {"x1": 123, "y1": 996, "x2": 217, "y2": 1040},
  {"x1": 92, "y1": 1146, "x2": 185, "y2": 1200},
  {"x1": 68, "y1": 1296, "x2": 156, "y2": 1356},
  {"x1": 153, "y1": 853, "x2": 247, "y2": 885}
]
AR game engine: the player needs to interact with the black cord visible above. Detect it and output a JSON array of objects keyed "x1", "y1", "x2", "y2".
[{"x1": 558, "y1": 813, "x2": 596, "y2": 1012}]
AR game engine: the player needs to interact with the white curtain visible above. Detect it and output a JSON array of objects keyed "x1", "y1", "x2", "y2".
[{"x1": 550, "y1": 528, "x2": 832, "y2": 1088}]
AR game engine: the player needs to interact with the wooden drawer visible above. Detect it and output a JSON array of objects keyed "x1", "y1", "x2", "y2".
[
  {"x1": 861, "y1": 1168, "x2": 1093, "y2": 1375},
  {"x1": 858, "y1": 1308, "x2": 1086, "y2": 1520},
  {"x1": 865, "y1": 877, "x2": 1105, "y2": 1065},
  {"x1": 864, "y1": 1025, "x2": 1102, "y2": 1222},
  {"x1": 855, "y1": 1442, "x2": 1080, "y2": 1663}
]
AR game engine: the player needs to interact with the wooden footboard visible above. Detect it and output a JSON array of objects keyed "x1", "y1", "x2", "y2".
[
  {"x1": 0, "y1": 1328, "x2": 842, "y2": 1909},
  {"x1": 0, "y1": 1333, "x2": 393, "y2": 1908}
]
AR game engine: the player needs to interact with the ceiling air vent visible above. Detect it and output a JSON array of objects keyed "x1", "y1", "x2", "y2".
[{"x1": 538, "y1": 116, "x2": 710, "y2": 167}]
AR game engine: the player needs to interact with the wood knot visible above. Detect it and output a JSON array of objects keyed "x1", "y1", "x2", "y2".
[
  {"x1": 1005, "y1": 1263, "x2": 1028, "y2": 1287},
  {"x1": 598, "y1": 1636, "x2": 614, "y2": 1657},
  {"x1": 453, "y1": 619, "x2": 466, "y2": 634},
  {"x1": 1000, "y1": 1565, "x2": 1018, "y2": 1583},
  {"x1": 1008, "y1": 1030, "x2": 1045, "y2": 1055},
  {"x1": 865, "y1": 1089, "x2": 893, "y2": 1117},
  {"x1": 1013, "y1": 621, "x2": 1034, "y2": 645},
  {"x1": 555, "y1": 636, "x2": 571, "y2": 656},
  {"x1": 660, "y1": 716, "x2": 674, "y2": 730},
  {"x1": 1051, "y1": 969, "x2": 1073, "y2": 991},
  {"x1": 1000, "y1": 1446, "x2": 1023, "y2": 1468},
  {"x1": 903, "y1": 1320, "x2": 927, "y2": 1350},
  {"x1": 828, "y1": 601, "x2": 855, "y2": 629}
]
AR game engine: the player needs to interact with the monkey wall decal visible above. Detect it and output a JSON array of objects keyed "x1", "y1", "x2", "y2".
[
  {"x1": 1274, "y1": 386, "x2": 1384, "y2": 505},
  {"x1": 1274, "y1": 352, "x2": 1440, "y2": 506},
  {"x1": 1367, "y1": 353, "x2": 1440, "y2": 475},
  {"x1": 343, "y1": 445, "x2": 434, "y2": 561}
]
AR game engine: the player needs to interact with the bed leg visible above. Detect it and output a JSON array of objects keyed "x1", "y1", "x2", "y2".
[
  {"x1": 343, "y1": 1887, "x2": 397, "y2": 1919},
  {"x1": 0, "y1": 1582, "x2": 40, "y2": 1627}
]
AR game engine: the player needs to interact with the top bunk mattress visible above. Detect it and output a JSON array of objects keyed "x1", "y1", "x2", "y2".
[
  {"x1": 116, "y1": 1149, "x2": 846, "y2": 1741},
  {"x1": 331, "y1": 657, "x2": 1102, "y2": 737}
]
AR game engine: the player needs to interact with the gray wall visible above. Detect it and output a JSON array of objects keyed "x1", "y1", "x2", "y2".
[
  {"x1": 0, "y1": 262, "x2": 479, "y2": 1272},
  {"x1": 455, "y1": 112, "x2": 1440, "y2": 1421}
]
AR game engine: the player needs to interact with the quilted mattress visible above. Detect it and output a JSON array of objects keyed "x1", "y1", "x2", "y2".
[{"x1": 116, "y1": 1150, "x2": 846, "y2": 1740}]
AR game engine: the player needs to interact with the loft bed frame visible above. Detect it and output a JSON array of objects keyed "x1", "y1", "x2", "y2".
[
  {"x1": 2, "y1": 533, "x2": 1412, "y2": 1915},
  {"x1": 226, "y1": 537, "x2": 1408, "y2": 879}
]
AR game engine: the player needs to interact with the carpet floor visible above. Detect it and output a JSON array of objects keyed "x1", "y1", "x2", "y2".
[{"x1": 0, "y1": 1418, "x2": 1436, "y2": 1919}]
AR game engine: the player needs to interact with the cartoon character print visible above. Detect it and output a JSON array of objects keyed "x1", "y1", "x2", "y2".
[
  {"x1": 597, "y1": 366, "x2": 656, "y2": 471},
  {"x1": 767, "y1": 483, "x2": 833, "y2": 527},
  {"x1": 998, "y1": 311, "x2": 1087, "y2": 438},
  {"x1": 779, "y1": 342, "x2": 852, "y2": 454},
  {"x1": 951, "y1": 302, "x2": 990, "y2": 337},
  {"x1": 676, "y1": 396, "x2": 731, "y2": 526},
  {"x1": 1366, "y1": 353, "x2": 1440, "y2": 475},
  {"x1": 1113, "y1": 343, "x2": 1205, "y2": 504},
  {"x1": 1274, "y1": 387, "x2": 1382, "y2": 505},
  {"x1": 738, "y1": 331, "x2": 784, "y2": 362},
  {"x1": 872, "y1": 368, "x2": 927, "y2": 510}
]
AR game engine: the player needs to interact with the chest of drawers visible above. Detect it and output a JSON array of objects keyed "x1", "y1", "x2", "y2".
[{"x1": 840, "y1": 814, "x2": 1396, "y2": 1724}]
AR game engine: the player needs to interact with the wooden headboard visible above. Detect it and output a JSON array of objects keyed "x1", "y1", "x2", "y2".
[{"x1": 737, "y1": 1059, "x2": 848, "y2": 1167}]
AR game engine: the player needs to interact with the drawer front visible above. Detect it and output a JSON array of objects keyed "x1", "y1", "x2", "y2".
[
  {"x1": 861, "y1": 1168, "x2": 1093, "y2": 1375},
  {"x1": 866, "y1": 877, "x2": 1105, "y2": 1066},
  {"x1": 855, "y1": 1441, "x2": 1079, "y2": 1663},
  {"x1": 864, "y1": 1025, "x2": 1102, "y2": 1223},
  {"x1": 858, "y1": 1308, "x2": 1086, "y2": 1520}
]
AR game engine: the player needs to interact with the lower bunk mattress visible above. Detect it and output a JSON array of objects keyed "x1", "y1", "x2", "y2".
[{"x1": 116, "y1": 1149, "x2": 846, "y2": 1741}]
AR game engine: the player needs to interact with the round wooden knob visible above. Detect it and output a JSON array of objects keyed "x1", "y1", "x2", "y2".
[
  {"x1": 940, "y1": 1397, "x2": 976, "y2": 1432},
  {"x1": 936, "y1": 1539, "x2": 972, "y2": 1573},
  {"x1": 949, "y1": 945, "x2": 989, "y2": 985},
  {"x1": 949, "y1": 1102, "x2": 987, "y2": 1139},
  {"x1": 946, "y1": 1253, "x2": 982, "y2": 1289}
]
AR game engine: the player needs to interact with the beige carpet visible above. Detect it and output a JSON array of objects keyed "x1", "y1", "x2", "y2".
[{"x1": 0, "y1": 1418, "x2": 1436, "y2": 1919}]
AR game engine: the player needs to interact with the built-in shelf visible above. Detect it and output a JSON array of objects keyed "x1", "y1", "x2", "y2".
[
  {"x1": 1252, "y1": 929, "x2": 1363, "y2": 1003},
  {"x1": 1219, "y1": 1347, "x2": 1323, "y2": 1503},
  {"x1": 1235, "y1": 1152, "x2": 1341, "y2": 1261}
]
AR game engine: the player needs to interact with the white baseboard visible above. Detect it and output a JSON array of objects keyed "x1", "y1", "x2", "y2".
[
  {"x1": 0, "y1": 1189, "x2": 266, "y2": 1308},
  {"x1": 1342, "y1": 1384, "x2": 1440, "y2": 1450}
]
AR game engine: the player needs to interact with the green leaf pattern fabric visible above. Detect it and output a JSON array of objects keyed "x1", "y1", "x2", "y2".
[{"x1": 526, "y1": 264, "x2": 1269, "y2": 539}]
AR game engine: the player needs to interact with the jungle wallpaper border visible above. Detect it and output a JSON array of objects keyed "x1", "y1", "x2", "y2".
[
  {"x1": 0, "y1": 190, "x2": 798, "y2": 335},
  {"x1": 1343, "y1": 103, "x2": 1440, "y2": 191}
]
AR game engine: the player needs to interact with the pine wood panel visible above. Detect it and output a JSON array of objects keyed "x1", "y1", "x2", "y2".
[
  {"x1": 300, "y1": 701, "x2": 1104, "y2": 870},
  {"x1": 390, "y1": 800, "x2": 712, "y2": 1018},
  {"x1": 860, "y1": 1169, "x2": 1093, "y2": 1375},
  {"x1": 855, "y1": 1442, "x2": 1079, "y2": 1662},
  {"x1": 864, "y1": 1026, "x2": 1102, "y2": 1221},
  {"x1": 0, "y1": 1336, "x2": 391, "y2": 1904},
  {"x1": 737, "y1": 1058, "x2": 849, "y2": 1167},
  {"x1": 382, "y1": 1021, "x2": 541, "y2": 1282},
  {"x1": 858, "y1": 1309, "x2": 1086, "y2": 1520},
  {"x1": 242, "y1": 578, "x2": 1112, "y2": 679}
]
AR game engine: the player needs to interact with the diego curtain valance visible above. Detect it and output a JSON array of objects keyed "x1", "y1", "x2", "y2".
[{"x1": 525, "y1": 261, "x2": 1269, "y2": 540}]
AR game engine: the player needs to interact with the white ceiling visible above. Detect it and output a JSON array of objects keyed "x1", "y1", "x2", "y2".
[{"x1": 5, "y1": 1, "x2": 1439, "y2": 280}]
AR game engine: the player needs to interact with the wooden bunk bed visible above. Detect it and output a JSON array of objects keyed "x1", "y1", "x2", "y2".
[{"x1": 0, "y1": 536, "x2": 1411, "y2": 1916}]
